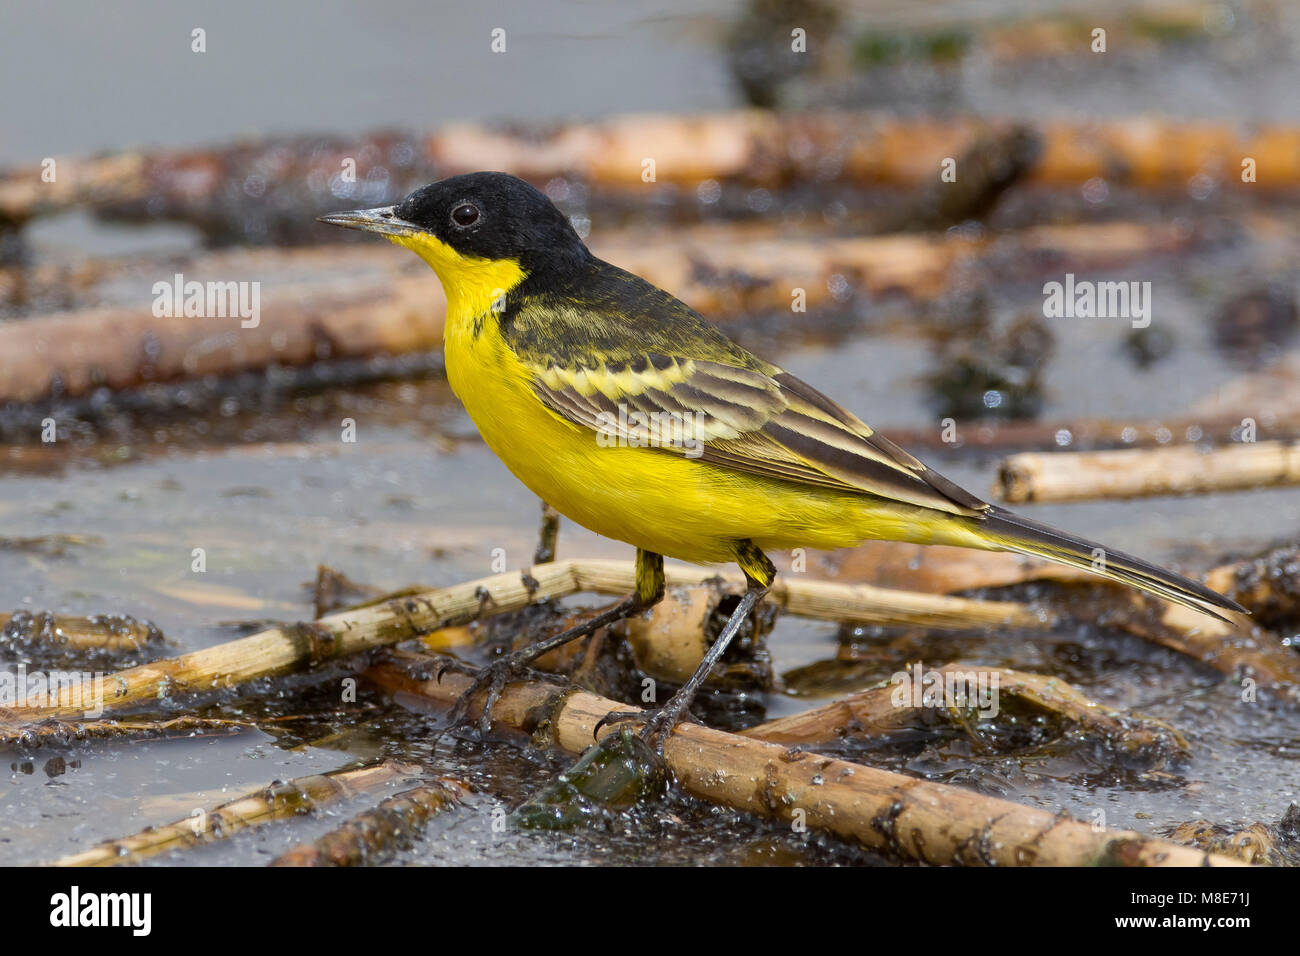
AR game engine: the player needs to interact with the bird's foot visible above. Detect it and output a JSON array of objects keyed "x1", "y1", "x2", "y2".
[
  {"x1": 434, "y1": 589, "x2": 649, "y2": 742},
  {"x1": 436, "y1": 653, "x2": 552, "y2": 741},
  {"x1": 593, "y1": 692, "x2": 697, "y2": 757}
]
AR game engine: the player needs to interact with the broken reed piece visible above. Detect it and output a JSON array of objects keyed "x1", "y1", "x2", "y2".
[
  {"x1": 742, "y1": 663, "x2": 1188, "y2": 759},
  {"x1": 1115, "y1": 597, "x2": 1300, "y2": 688},
  {"x1": 1166, "y1": 804, "x2": 1300, "y2": 867},
  {"x1": 50, "y1": 760, "x2": 422, "y2": 867},
  {"x1": 0, "y1": 715, "x2": 268, "y2": 750},
  {"x1": 995, "y1": 441, "x2": 1300, "y2": 503},
  {"x1": 0, "y1": 610, "x2": 163, "y2": 654},
  {"x1": 0, "y1": 558, "x2": 1038, "y2": 724},
  {"x1": 364, "y1": 649, "x2": 1240, "y2": 867},
  {"x1": 269, "y1": 779, "x2": 471, "y2": 867},
  {"x1": 1202, "y1": 546, "x2": 1300, "y2": 634},
  {"x1": 622, "y1": 584, "x2": 728, "y2": 684},
  {"x1": 311, "y1": 564, "x2": 386, "y2": 619},
  {"x1": 0, "y1": 272, "x2": 443, "y2": 405},
  {"x1": 0, "y1": 533, "x2": 101, "y2": 556}
]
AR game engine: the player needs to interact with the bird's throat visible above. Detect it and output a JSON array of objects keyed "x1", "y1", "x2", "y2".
[{"x1": 388, "y1": 233, "x2": 526, "y2": 335}]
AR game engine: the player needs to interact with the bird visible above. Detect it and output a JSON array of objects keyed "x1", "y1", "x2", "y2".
[{"x1": 319, "y1": 171, "x2": 1244, "y2": 751}]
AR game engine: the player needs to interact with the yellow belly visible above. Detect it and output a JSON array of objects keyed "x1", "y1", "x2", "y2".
[{"x1": 444, "y1": 320, "x2": 988, "y2": 565}]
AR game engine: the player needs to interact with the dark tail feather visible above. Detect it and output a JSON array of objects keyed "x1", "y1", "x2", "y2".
[{"x1": 978, "y1": 506, "x2": 1245, "y2": 623}]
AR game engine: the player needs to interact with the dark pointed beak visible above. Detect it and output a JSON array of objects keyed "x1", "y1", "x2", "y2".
[{"x1": 316, "y1": 205, "x2": 421, "y2": 237}]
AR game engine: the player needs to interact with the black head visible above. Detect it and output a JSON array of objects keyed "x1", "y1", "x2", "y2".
[{"x1": 319, "y1": 172, "x2": 589, "y2": 276}]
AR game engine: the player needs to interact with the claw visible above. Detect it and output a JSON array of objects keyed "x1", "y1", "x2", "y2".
[
  {"x1": 436, "y1": 658, "x2": 520, "y2": 740},
  {"x1": 476, "y1": 662, "x2": 517, "y2": 738},
  {"x1": 591, "y1": 699, "x2": 696, "y2": 758},
  {"x1": 592, "y1": 708, "x2": 646, "y2": 739}
]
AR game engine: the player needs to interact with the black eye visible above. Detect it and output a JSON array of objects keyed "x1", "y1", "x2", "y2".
[{"x1": 451, "y1": 203, "x2": 480, "y2": 227}]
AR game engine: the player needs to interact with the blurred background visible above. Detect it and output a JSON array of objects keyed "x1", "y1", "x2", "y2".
[{"x1": 2, "y1": 0, "x2": 1300, "y2": 866}]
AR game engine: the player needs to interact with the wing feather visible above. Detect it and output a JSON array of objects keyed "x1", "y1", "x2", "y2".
[{"x1": 530, "y1": 355, "x2": 986, "y2": 517}]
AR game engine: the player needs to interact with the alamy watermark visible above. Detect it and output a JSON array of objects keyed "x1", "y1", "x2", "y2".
[
  {"x1": 595, "y1": 403, "x2": 704, "y2": 458},
  {"x1": 1043, "y1": 273, "x2": 1151, "y2": 328},
  {"x1": 890, "y1": 661, "x2": 1000, "y2": 718},
  {"x1": 1, "y1": 664, "x2": 105, "y2": 718},
  {"x1": 50, "y1": 886, "x2": 151, "y2": 936},
  {"x1": 152, "y1": 273, "x2": 261, "y2": 328}
]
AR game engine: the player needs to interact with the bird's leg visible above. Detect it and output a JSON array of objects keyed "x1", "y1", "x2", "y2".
[
  {"x1": 532, "y1": 500, "x2": 561, "y2": 565},
  {"x1": 597, "y1": 540, "x2": 776, "y2": 754},
  {"x1": 634, "y1": 580, "x2": 769, "y2": 752},
  {"x1": 439, "y1": 548, "x2": 665, "y2": 740}
]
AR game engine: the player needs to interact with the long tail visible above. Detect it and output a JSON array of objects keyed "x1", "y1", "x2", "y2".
[{"x1": 974, "y1": 505, "x2": 1245, "y2": 623}]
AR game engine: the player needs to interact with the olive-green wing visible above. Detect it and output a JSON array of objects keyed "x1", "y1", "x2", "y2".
[
  {"x1": 503, "y1": 259, "x2": 987, "y2": 517},
  {"x1": 530, "y1": 352, "x2": 988, "y2": 518}
]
